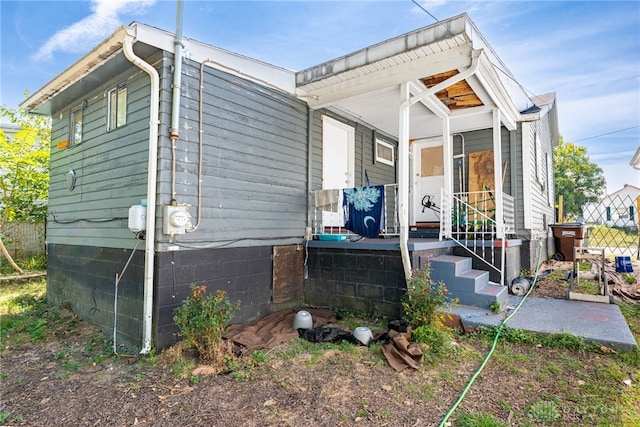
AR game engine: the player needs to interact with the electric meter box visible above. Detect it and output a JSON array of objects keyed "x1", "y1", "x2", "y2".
[
  {"x1": 128, "y1": 205, "x2": 147, "y2": 232},
  {"x1": 163, "y1": 205, "x2": 191, "y2": 235}
]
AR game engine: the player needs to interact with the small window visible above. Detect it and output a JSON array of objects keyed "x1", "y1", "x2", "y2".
[
  {"x1": 546, "y1": 152, "x2": 553, "y2": 205},
  {"x1": 70, "y1": 106, "x2": 83, "y2": 146},
  {"x1": 107, "y1": 85, "x2": 127, "y2": 130},
  {"x1": 375, "y1": 139, "x2": 395, "y2": 166},
  {"x1": 535, "y1": 133, "x2": 543, "y2": 184}
]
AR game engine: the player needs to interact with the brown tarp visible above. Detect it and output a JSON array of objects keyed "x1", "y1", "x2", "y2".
[
  {"x1": 224, "y1": 308, "x2": 425, "y2": 372},
  {"x1": 380, "y1": 328, "x2": 424, "y2": 372},
  {"x1": 224, "y1": 308, "x2": 337, "y2": 355}
]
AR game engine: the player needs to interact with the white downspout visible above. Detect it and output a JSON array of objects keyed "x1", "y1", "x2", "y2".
[
  {"x1": 123, "y1": 33, "x2": 160, "y2": 354},
  {"x1": 398, "y1": 83, "x2": 412, "y2": 280}
]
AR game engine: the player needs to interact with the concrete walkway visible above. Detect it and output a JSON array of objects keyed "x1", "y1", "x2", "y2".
[{"x1": 450, "y1": 296, "x2": 638, "y2": 350}]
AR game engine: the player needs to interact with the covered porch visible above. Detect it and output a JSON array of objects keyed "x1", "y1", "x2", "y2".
[{"x1": 297, "y1": 14, "x2": 534, "y2": 286}]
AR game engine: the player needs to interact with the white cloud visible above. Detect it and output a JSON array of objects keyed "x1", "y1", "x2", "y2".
[{"x1": 32, "y1": 0, "x2": 155, "y2": 61}]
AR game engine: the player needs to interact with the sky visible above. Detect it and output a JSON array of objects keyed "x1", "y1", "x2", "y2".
[{"x1": 1, "y1": 0, "x2": 639, "y2": 194}]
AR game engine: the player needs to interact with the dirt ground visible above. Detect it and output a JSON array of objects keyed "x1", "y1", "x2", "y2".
[{"x1": 0, "y1": 269, "x2": 636, "y2": 426}]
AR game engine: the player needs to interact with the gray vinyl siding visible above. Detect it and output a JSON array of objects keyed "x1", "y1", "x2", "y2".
[
  {"x1": 154, "y1": 55, "x2": 309, "y2": 249},
  {"x1": 309, "y1": 109, "x2": 397, "y2": 192},
  {"x1": 523, "y1": 115, "x2": 555, "y2": 239},
  {"x1": 511, "y1": 125, "x2": 526, "y2": 237},
  {"x1": 47, "y1": 54, "x2": 159, "y2": 249}
]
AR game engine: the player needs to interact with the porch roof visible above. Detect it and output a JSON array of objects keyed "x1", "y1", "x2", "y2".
[{"x1": 295, "y1": 13, "x2": 535, "y2": 137}]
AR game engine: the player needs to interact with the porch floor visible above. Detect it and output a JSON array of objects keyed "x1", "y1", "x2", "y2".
[
  {"x1": 307, "y1": 237, "x2": 522, "y2": 251},
  {"x1": 450, "y1": 296, "x2": 638, "y2": 350}
]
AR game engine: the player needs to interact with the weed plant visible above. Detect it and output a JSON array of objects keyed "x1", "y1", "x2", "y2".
[
  {"x1": 0, "y1": 254, "x2": 46, "y2": 275},
  {"x1": 173, "y1": 285, "x2": 238, "y2": 367},
  {"x1": 401, "y1": 263, "x2": 454, "y2": 329}
]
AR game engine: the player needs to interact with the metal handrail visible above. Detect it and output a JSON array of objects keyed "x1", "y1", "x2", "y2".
[{"x1": 441, "y1": 188, "x2": 506, "y2": 285}]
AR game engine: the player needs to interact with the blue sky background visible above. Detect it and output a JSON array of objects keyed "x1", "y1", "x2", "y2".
[{"x1": 1, "y1": 0, "x2": 638, "y2": 194}]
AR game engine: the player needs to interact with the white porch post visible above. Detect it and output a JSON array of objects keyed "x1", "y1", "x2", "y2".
[
  {"x1": 492, "y1": 108, "x2": 505, "y2": 239},
  {"x1": 398, "y1": 83, "x2": 412, "y2": 279},
  {"x1": 442, "y1": 115, "x2": 452, "y2": 238}
]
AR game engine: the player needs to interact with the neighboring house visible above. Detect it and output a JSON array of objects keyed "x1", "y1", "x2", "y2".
[
  {"x1": 583, "y1": 184, "x2": 640, "y2": 228},
  {"x1": 0, "y1": 122, "x2": 20, "y2": 140},
  {"x1": 21, "y1": 14, "x2": 558, "y2": 351}
]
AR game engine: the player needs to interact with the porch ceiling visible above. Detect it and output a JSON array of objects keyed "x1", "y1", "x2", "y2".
[{"x1": 296, "y1": 13, "x2": 529, "y2": 139}]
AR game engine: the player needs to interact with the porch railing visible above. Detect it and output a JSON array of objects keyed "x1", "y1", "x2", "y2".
[
  {"x1": 312, "y1": 185, "x2": 514, "y2": 285},
  {"x1": 440, "y1": 189, "x2": 512, "y2": 286},
  {"x1": 312, "y1": 184, "x2": 399, "y2": 237}
]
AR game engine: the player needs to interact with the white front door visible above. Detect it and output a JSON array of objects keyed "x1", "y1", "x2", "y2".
[
  {"x1": 413, "y1": 139, "x2": 444, "y2": 223},
  {"x1": 322, "y1": 116, "x2": 355, "y2": 227}
]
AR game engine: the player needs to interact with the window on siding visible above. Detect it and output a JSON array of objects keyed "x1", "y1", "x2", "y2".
[
  {"x1": 375, "y1": 139, "x2": 395, "y2": 166},
  {"x1": 69, "y1": 106, "x2": 83, "y2": 146},
  {"x1": 546, "y1": 152, "x2": 553, "y2": 205},
  {"x1": 107, "y1": 85, "x2": 127, "y2": 131},
  {"x1": 535, "y1": 132, "x2": 543, "y2": 184}
]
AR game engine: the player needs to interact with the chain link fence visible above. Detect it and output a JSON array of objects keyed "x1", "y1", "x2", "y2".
[{"x1": 581, "y1": 193, "x2": 639, "y2": 259}]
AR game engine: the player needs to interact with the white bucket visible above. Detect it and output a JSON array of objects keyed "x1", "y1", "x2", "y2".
[{"x1": 293, "y1": 310, "x2": 313, "y2": 330}]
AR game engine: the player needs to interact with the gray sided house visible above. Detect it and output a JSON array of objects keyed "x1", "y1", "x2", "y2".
[{"x1": 22, "y1": 14, "x2": 558, "y2": 352}]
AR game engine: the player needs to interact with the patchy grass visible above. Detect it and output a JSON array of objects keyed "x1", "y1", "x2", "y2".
[
  {"x1": 0, "y1": 278, "x2": 50, "y2": 346},
  {"x1": 1, "y1": 277, "x2": 639, "y2": 426},
  {"x1": 588, "y1": 224, "x2": 638, "y2": 249},
  {"x1": 0, "y1": 253, "x2": 46, "y2": 276}
]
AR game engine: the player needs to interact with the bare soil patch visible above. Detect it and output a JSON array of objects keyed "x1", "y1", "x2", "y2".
[{"x1": 1, "y1": 275, "x2": 637, "y2": 426}]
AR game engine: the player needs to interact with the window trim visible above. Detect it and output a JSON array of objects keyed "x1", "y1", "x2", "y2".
[
  {"x1": 69, "y1": 106, "x2": 83, "y2": 146},
  {"x1": 535, "y1": 132, "x2": 543, "y2": 185},
  {"x1": 107, "y1": 84, "x2": 128, "y2": 131},
  {"x1": 375, "y1": 138, "x2": 395, "y2": 166},
  {"x1": 546, "y1": 152, "x2": 553, "y2": 206}
]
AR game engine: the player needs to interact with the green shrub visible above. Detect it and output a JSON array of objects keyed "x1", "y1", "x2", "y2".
[
  {"x1": 401, "y1": 263, "x2": 453, "y2": 328},
  {"x1": 173, "y1": 285, "x2": 238, "y2": 366}
]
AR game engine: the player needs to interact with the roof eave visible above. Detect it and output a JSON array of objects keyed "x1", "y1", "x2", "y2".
[{"x1": 20, "y1": 26, "x2": 133, "y2": 115}]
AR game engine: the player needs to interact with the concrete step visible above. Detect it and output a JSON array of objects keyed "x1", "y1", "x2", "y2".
[
  {"x1": 430, "y1": 255, "x2": 472, "y2": 278},
  {"x1": 430, "y1": 255, "x2": 507, "y2": 309}
]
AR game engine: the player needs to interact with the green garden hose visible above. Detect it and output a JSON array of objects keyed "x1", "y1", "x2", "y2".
[{"x1": 438, "y1": 241, "x2": 545, "y2": 426}]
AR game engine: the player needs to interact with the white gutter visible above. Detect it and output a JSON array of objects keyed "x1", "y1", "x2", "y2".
[{"x1": 123, "y1": 31, "x2": 160, "y2": 354}]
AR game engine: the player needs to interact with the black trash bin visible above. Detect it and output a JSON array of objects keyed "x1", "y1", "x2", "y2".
[{"x1": 550, "y1": 223, "x2": 587, "y2": 261}]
